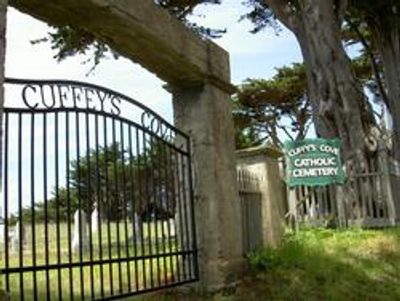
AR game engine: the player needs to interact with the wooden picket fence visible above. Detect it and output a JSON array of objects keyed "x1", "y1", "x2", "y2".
[{"x1": 287, "y1": 149, "x2": 400, "y2": 228}]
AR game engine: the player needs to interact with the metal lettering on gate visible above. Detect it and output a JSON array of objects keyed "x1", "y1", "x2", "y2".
[{"x1": 0, "y1": 78, "x2": 198, "y2": 300}]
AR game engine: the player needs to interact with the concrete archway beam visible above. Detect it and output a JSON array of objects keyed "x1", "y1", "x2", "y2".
[{"x1": 10, "y1": 0, "x2": 232, "y2": 90}]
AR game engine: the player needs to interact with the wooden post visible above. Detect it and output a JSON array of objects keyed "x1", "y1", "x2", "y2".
[
  {"x1": 379, "y1": 144, "x2": 396, "y2": 226},
  {"x1": 335, "y1": 185, "x2": 347, "y2": 228},
  {"x1": 287, "y1": 188, "x2": 298, "y2": 231}
]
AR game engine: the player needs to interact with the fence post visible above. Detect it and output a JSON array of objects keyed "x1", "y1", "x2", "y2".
[
  {"x1": 287, "y1": 188, "x2": 298, "y2": 231},
  {"x1": 335, "y1": 185, "x2": 347, "y2": 228},
  {"x1": 379, "y1": 144, "x2": 397, "y2": 225}
]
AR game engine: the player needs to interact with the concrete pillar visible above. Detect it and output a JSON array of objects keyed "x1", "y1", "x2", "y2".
[
  {"x1": 236, "y1": 146, "x2": 286, "y2": 247},
  {"x1": 172, "y1": 82, "x2": 244, "y2": 291}
]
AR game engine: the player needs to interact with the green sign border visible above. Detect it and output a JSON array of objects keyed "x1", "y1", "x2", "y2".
[{"x1": 284, "y1": 138, "x2": 346, "y2": 187}]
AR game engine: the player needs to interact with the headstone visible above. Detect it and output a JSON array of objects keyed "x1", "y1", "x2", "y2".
[
  {"x1": 72, "y1": 209, "x2": 89, "y2": 253},
  {"x1": 161, "y1": 218, "x2": 176, "y2": 243},
  {"x1": 168, "y1": 218, "x2": 176, "y2": 239},
  {"x1": 11, "y1": 221, "x2": 26, "y2": 253},
  {"x1": 0, "y1": 221, "x2": 4, "y2": 245},
  {"x1": 160, "y1": 186, "x2": 168, "y2": 211},
  {"x1": 0, "y1": 207, "x2": 4, "y2": 244},
  {"x1": 91, "y1": 205, "x2": 99, "y2": 234},
  {"x1": 134, "y1": 213, "x2": 142, "y2": 244}
]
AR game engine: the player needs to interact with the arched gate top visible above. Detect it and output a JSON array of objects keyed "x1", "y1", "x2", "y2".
[{"x1": 4, "y1": 77, "x2": 189, "y2": 146}]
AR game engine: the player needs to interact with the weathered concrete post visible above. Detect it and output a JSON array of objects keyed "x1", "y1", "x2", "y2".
[
  {"x1": 72, "y1": 209, "x2": 89, "y2": 253},
  {"x1": 236, "y1": 146, "x2": 286, "y2": 247},
  {"x1": 172, "y1": 82, "x2": 244, "y2": 291}
]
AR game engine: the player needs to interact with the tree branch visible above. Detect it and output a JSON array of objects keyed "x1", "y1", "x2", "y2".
[
  {"x1": 264, "y1": 0, "x2": 298, "y2": 30},
  {"x1": 265, "y1": 119, "x2": 283, "y2": 146},
  {"x1": 335, "y1": 0, "x2": 348, "y2": 23},
  {"x1": 346, "y1": 17, "x2": 390, "y2": 109},
  {"x1": 277, "y1": 123, "x2": 295, "y2": 141}
]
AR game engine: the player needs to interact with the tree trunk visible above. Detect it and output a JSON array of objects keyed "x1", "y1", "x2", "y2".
[
  {"x1": 368, "y1": 15, "x2": 400, "y2": 162},
  {"x1": 277, "y1": 0, "x2": 376, "y2": 169}
]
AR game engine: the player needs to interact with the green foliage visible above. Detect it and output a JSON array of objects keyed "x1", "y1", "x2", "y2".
[
  {"x1": 240, "y1": 0, "x2": 280, "y2": 34},
  {"x1": 155, "y1": 0, "x2": 221, "y2": 20},
  {"x1": 247, "y1": 232, "x2": 308, "y2": 271},
  {"x1": 246, "y1": 228, "x2": 400, "y2": 301},
  {"x1": 237, "y1": 64, "x2": 307, "y2": 107},
  {"x1": 31, "y1": 26, "x2": 117, "y2": 74},
  {"x1": 241, "y1": 1, "x2": 390, "y2": 118},
  {"x1": 68, "y1": 140, "x2": 177, "y2": 221},
  {"x1": 232, "y1": 53, "x2": 387, "y2": 149},
  {"x1": 1, "y1": 222, "x2": 178, "y2": 300},
  {"x1": 233, "y1": 63, "x2": 312, "y2": 148},
  {"x1": 342, "y1": 15, "x2": 389, "y2": 108},
  {"x1": 351, "y1": 0, "x2": 400, "y2": 17},
  {"x1": 234, "y1": 126, "x2": 262, "y2": 150},
  {"x1": 35, "y1": 1, "x2": 225, "y2": 72},
  {"x1": 155, "y1": 0, "x2": 226, "y2": 38},
  {"x1": 129, "y1": 227, "x2": 400, "y2": 300},
  {"x1": 10, "y1": 188, "x2": 79, "y2": 225},
  {"x1": 11, "y1": 139, "x2": 176, "y2": 224}
]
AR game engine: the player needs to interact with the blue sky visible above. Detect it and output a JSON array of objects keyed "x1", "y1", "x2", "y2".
[
  {"x1": 6, "y1": 3, "x2": 303, "y2": 115},
  {"x1": 3, "y1": 3, "x2": 303, "y2": 215},
  {"x1": 190, "y1": 2, "x2": 302, "y2": 83}
]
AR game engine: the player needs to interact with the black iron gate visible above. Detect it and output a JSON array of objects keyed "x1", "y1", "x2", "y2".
[{"x1": 0, "y1": 78, "x2": 198, "y2": 300}]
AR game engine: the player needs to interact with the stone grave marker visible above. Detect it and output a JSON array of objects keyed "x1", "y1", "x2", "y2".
[
  {"x1": 11, "y1": 221, "x2": 26, "y2": 253},
  {"x1": 72, "y1": 209, "x2": 89, "y2": 253},
  {"x1": 91, "y1": 205, "x2": 99, "y2": 234}
]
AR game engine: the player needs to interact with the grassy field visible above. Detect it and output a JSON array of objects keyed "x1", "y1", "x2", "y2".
[
  {"x1": 0, "y1": 221, "x2": 185, "y2": 300},
  {"x1": 242, "y1": 227, "x2": 400, "y2": 301},
  {"x1": 2, "y1": 227, "x2": 400, "y2": 300},
  {"x1": 129, "y1": 227, "x2": 400, "y2": 301}
]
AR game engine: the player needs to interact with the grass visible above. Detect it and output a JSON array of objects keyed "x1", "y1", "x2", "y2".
[
  {"x1": 243, "y1": 227, "x2": 400, "y2": 301},
  {"x1": 129, "y1": 227, "x2": 400, "y2": 301},
  {"x1": 0, "y1": 221, "x2": 186, "y2": 300},
  {"x1": 2, "y1": 226, "x2": 400, "y2": 300}
]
